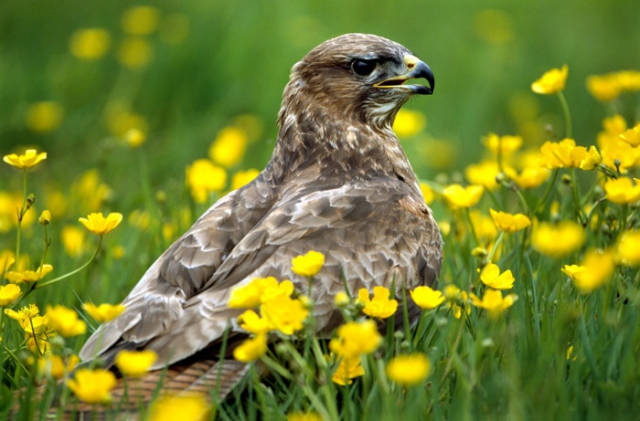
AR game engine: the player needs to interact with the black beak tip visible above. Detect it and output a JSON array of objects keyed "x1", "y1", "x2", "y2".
[{"x1": 415, "y1": 61, "x2": 435, "y2": 95}]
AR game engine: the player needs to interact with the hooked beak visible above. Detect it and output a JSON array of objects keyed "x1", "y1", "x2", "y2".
[{"x1": 373, "y1": 54, "x2": 435, "y2": 95}]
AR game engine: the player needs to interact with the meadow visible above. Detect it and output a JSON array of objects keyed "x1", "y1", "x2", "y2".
[{"x1": 1, "y1": 0, "x2": 640, "y2": 419}]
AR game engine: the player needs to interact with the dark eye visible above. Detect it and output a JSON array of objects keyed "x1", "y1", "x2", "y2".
[{"x1": 351, "y1": 59, "x2": 377, "y2": 76}]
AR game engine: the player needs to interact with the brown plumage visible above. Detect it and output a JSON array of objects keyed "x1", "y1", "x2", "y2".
[{"x1": 78, "y1": 33, "x2": 441, "y2": 408}]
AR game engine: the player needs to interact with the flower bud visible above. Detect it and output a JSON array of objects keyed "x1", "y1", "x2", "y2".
[{"x1": 38, "y1": 209, "x2": 51, "y2": 225}]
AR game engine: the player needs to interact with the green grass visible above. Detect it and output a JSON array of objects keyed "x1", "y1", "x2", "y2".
[{"x1": 1, "y1": 0, "x2": 640, "y2": 419}]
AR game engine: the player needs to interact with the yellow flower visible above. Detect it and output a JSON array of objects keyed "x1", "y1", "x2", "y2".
[
  {"x1": 38, "y1": 354, "x2": 79, "y2": 380},
  {"x1": 386, "y1": 353, "x2": 431, "y2": 386},
  {"x1": 489, "y1": 209, "x2": 531, "y2": 232},
  {"x1": 69, "y1": 28, "x2": 110, "y2": 60},
  {"x1": 331, "y1": 355, "x2": 365, "y2": 385},
  {"x1": 482, "y1": 133, "x2": 522, "y2": 156},
  {"x1": 261, "y1": 295, "x2": 309, "y2": 335},
  {"x1": 513, "y1": 168, "x2": 550, "y2": 189},
  {"x1": 480, "y1": 263, "x2": 515, "y2": 290},
  {"x1": 469, "y1": 211, "x2": 498, "y2": 243},
  {"x1": 238, "y1": 310, "x2": 271, "y2": 334},
  {"x1": 209, "y1": 126, "x2": 248, "y2": 168},
  {"x1": 0, "y1": 249, "x2": 15, "y2": 273},
  {"x1": 619, "y1": 123, "x2": 640, "y2": 147},
  {"x1": 233, "y1": 334, "x2": 267, "y2": 362},
  {"x1": 604, "y1": 178, "x2": 640, "y2": 204},
  {"x1": 392, "y1": 109, "x2": 426, "y2": 138},
  {"x1": 532, "y1": 221, "x2": 586, "y2": 258},
  {"x1": 465, "y1": 161, "x2": 502, "y2": 190},
  {"x1": 0, "y1": 284, "x2": 21, "y2": 306},
  {"x1": 287, "y1": 411, "x2": 323, "y2": 421},
  {"x1": 112, "y1": 245, "x2": 125, "y2": 259},
  {"x1": 125, "y1": 128, "x2": 146, "y2": 148},
  {"x1": 616, "y1": 230, "x2": 640, "y2": 266},
  {"x1": 471, "y1": 289, "x2": 517, "y2": 318},
  {"x1": 228, "y1": 276, "x2": 279, "y2": 308},
  {"x1": 5, "y1": 264, "x2": 53, "y2": 284},
  {"x1": 121, "y1": 5, "x2": 159, "y2": 35},
  {"x1": 149, "y1": 393, "x2": 212, "y2": 421},
  {"x1": 540, "y1": 139, "x2": 599, "y2": 169},
  {"x1": 185, "y1": 159, "x2": 227, "y2": 203},
  {"x1": 83, "y1": 302, "x2": 126, "y2": 323},
  {"x1": 419, "y1": 182, "x2": 435, "y2": 205},
  {"x1": 38, "y1": 210, "x2": 51, "y2": 225},
  {"x1": 117, "y1": 37, "x2": 152, "y2": 69},
  {"x1": 115, "y1": 350, "x2": 158, "y2": 377},
  {"x1": 4, "y1": 303, "x2": 39, "y2": 322},
  {"x1": 66, "y1": 368, "x2": 117, "y2": 403},
  {"x1": 357, "y1": 286, "x2": 398, "y2": 319},
  {"x1": 561, "y1": 264, "x2": 585, "y2": 280},
  {"x1": 25, "y1": 101, "x2": 63, "y2": 133},
  {"x1": 129, "y1": 209, "x2": 151, "y2": 230},
  {"x1": 105, "y1": 103, "x2": 148, "y2": 137},
  {"x1": 329, "y1": 320, "x2": 381, "y2": 359},
  {"x1": 231, "y1": 169, "x2": 260, "y2": 190},
  {"x1": 587, "y1": 71, "x2": 640, "y2": 102},
  {"x1": 334, "y1": 291, "x2": 350, "y2": 306},
  {"x1": 61, "y1": 225, "x2": 86, "y2": 258},
  {"x1": 78, "y1": 212, "x2": 123, "y2": 235},
  {"x1": 442, "y1": 184, "x2": 483, "y2": 209},
  {"x1": 531, "y1": 65, "x2": 568, "y2": 94},
  {"x1": 410, "y1": 285, "x2": 445, "y2": 310},
  {"x1": 291, "y1": 250, "x2": 325, "y2": 277},
  {"x1": 3, "y1": 149, "x2": 47, "y2": 169},
  {"x1": 566, "y1": 249, "x2": 615, "y2": 294},
  {"x1": 45, "y1": 305, "x2": 87, "y2": 337}
]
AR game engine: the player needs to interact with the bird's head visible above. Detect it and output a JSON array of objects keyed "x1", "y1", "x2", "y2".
[{"x1": 283, "y1": 33, "x2": 434, "y2": 130}]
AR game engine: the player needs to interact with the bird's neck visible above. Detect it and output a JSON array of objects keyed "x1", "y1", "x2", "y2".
[{"x1": 269, "y1": 98, "x2": 420, "y2": 192}]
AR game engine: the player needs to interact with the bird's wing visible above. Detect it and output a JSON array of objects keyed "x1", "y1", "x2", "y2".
[
  {"x1": 79, "y1": 176, "x2": 276, "y2": 363},
  {"x1": 107, "y1": 177, "x2": 440, "y2": 366}
]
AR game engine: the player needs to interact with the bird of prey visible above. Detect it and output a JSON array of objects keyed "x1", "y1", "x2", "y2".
[{"x1": 79, "y1": 33, "x2": 441, "y2": 406}]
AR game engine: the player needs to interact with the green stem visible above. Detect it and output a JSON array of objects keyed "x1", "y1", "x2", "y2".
[
  {"x1": 557, "y1": 91, "x2": 572, "y2": 139},
  {"x1": 36, "y1": 236, "x2": 103, "y2": 289},
  {"x1": 570, "y1": 168, "x2": 584, "y2": 224},
  {"x1": 487, "y1": 231, "x2": 505, "y2": 263},
  {"x1": 535, "y1": 169, "x2": 559, "y2": 215},
  {"x1": 15, "y1": 170, "x2": 27, "y2": 262},
  {"x1": 464, "y1": 208, "x2": 480, "y2": 246}
]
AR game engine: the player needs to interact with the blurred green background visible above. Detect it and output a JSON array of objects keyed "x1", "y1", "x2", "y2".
[{"x1": 1, "y1": 0, "x2": 639, "y2": 200}]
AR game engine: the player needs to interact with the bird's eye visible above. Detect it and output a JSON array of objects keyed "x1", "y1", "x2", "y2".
[{"x1": 351, "y1": 59, "x2": 377, "y2": 76}]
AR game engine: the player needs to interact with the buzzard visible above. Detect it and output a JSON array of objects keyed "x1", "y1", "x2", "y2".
[{"x1": 79, "y1": 33, "x2": 441, "y2": 403}]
